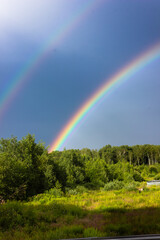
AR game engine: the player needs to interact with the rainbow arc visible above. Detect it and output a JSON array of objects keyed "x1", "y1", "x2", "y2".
[
  {"x1": 49, "y1": 42, "x2": 160, "y2": 152},
  {"x1": 0, "y1": 0, "x2": 97, "y2": 121}
]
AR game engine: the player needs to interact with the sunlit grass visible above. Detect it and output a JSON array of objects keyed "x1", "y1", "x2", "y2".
[{"x1": 1, "y1": 186, "x2": 160, "y2": 239}]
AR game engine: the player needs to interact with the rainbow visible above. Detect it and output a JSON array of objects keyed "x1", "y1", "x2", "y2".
[
  {"x1": 49, "y1": 42, "x2": 160, "y2": 152},
  {"x1": 0, "y1": 0, "x2": 97, "y2": 122}
]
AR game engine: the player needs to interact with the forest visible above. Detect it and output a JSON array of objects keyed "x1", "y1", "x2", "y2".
[
  {"x1": 1, "y1": 134, "x2": 160, "y2": 239},
  {"x1": 0, "y1": 134, "x2": 160, "y2": 201}
]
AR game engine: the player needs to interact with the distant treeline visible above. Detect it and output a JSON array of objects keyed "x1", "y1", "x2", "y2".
[{"x1": 0, "y1": 134, "x2": 160, "y2": 201}]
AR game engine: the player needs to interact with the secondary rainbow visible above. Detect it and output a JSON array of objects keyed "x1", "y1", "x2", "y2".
[
  {"x1": 49, "y1": 42, "x2": 160, "y2": 152},
  {"x1": 0, "y1": 0, "x2": 98, "y2": 122}
]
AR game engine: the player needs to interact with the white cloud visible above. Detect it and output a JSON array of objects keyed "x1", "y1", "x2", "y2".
[
  {"x1": 0, "y1": 0, "x2": 95, "y2": 58},
  {"x1": 0, "y1": 0, "x2": 71, "y2": 42},
  {"x1": 0, "y1": 0, "x2": 76, "y2": 58}
]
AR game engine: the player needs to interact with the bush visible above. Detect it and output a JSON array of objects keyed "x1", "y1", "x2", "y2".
[
  {"x1": 124, "y1": 182, "x2": 140, "y2": 191},
  {"x1": 66, "y1": 188, "x2": 79, "y2": 196},
  {"x1": 133, "y1": 171, "x2": 144, "y2": 182},
  {"x1": 154, "y1": 173, "x2": 160, "y2": 180},
  {"x1": 75, "y1": 185, "x2": 88, "y2": 194},
  {"x1": 65, "y1": 185, "x2": 88, "y2": 196},
  {"x1": 45, "y1": 181, "x2": 64, "y2": 198},
  {"x1": 149, "y1": 166, "x2": 158, "y2": 175},
  {"x1": 84, "y1": 182, "x2": 99, "y2": 190},
  {"x1": 103, "y1": 180, "x2": 124, "y2": 191},
  {"x1": 47, "y1": 187, "x2": 63, "y2": 198},
  {"x1": 0, "y1": 201, "x2": 36, "y2": 231}
]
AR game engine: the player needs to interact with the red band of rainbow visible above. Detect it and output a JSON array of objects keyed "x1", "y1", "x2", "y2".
[{"x1": 49, "y1": 42, "x2": 160, "y2": 152}]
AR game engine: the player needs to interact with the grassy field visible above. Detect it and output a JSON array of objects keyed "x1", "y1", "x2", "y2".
[{"x1": 0, "y1": 185, "x2": 160, "y2": 239}]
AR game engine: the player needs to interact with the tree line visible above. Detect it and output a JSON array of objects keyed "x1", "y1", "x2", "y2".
[{"x1": 0, "y1": 134, "x2": 160, "y2": 201}]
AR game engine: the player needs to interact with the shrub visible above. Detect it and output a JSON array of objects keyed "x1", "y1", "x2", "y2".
[
  {"x1": 66, "y1": 188, "x2": 78, "y2": 196},
  {"x1": 149, "y1": 166, "x2": 158, "y2": 175},
  {"x1": 103, "y1": 180, "x2": 124, "y2": 191},
  {"x1": 45, "y1": 181, "x2": 64, "y2": 198},
  {"x1": 123, "y1": 174, "x2": 134, "y2": 182},
  {"x1": 84, "y1": 182, "x2": 98, "y2": 190},
  {"x1": 124, "y1": 182, "x2": 140, "y2": 191},
  {"x1": 154, "y1": 173, "x2": 160, "y2": 180},
  {"x1": 65, "y1": 185, "x2": 88, "y2": 196},
  {"x1": 75, "y1": 185, "x2": 88, "y2": 194},
  {"x1": 133, "y1": 171, "x2": 144, "y2": 182},
  {"x1": 0, "y1": 201, "x2": 36, "y2": 231},
  {"x1": 47, "y1": 187, "x2": 63, "y2": 198}
]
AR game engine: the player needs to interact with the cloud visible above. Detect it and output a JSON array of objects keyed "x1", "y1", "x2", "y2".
[
  {"x1": 0, "y1": 0, "x2": 77, "y2": 59},
  {"x1": 0, "y1": 0, "x2": 73, "y2": 44}
]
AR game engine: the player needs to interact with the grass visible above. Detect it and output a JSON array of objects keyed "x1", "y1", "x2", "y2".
[{"x1": 1, "y1": 185, "x2": 160, "y2": 239}]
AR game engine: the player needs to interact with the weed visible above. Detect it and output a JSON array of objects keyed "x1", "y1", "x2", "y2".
[{"x1": 1, "y1": 188, "x2": 160, "y2": 239}]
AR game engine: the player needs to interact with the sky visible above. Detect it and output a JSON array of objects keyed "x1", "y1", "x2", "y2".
[{"x1": 0, "y1": 0, "x2": 160, "y2": 150}]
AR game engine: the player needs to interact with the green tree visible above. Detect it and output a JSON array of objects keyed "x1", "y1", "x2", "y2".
[
  {"x1": 59, "y1": 150, "x2": 85, "y2": 187},
  {"x1": 0, "y1": 134, "x2": 47, "y2": 200},
  {"x1": 84, "y1": 158, "x2": 108, "y2": 187}
]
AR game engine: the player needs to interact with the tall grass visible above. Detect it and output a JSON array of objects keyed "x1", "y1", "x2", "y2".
[{"x1": 1, "y1": 186, "x2": 160, "y2": 239}]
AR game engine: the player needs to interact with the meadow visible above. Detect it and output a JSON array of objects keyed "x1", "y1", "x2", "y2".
[
  {"x1": 0, "y1": 185, "x2": 160, "y2": 240},
  {"x1": 0, "y1": 136, "x2": 160, "y2": 239}
]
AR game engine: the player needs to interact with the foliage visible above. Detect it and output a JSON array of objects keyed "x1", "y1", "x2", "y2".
[
  {"x1": 1, "y1": 135, "x2": 160, "y2": 239},
  {"x1": 103, "y1": 180, "x2": 124, "y2": 191},
  {"x1": 0, "y1": 134, "x2": 160, "y2": 201},
  {"x1": 84, "y1": 158, "x2": 107, "y2": 186},
  {"x1": 46, "y1": 183, "x2": 63, "y2": 198},
  {"x1": 103, "y1": 181, "x2": 140, "y2": 191},
  {"x1": 123, "y1": 181, "x2": 140, "y2": 191},
  {"x1": 154, "y1": 173, "x2": 160, "y2": 180},
  {"x1": 65, "y1": 185, "x2": 88, "y2": 196},
  {"x1": 149, "y1": 165, "x2": 158, "y2": 176},
  {"x1": 133, "y1": 171, "x2": 144, "y2": 182},
  {"x1": 0, "y1": 134, "x2": 48, "y2": 200},
  {"x1": 1, "y1": 188, "x2": 160, "y2": 239}
]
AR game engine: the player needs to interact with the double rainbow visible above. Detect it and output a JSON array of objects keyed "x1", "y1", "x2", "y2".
[{"x1": 49, "y1": 42, "x2": 160, "y2": 152}]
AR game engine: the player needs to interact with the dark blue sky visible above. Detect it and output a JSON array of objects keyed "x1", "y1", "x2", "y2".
[{"x1": 0, "y1": 0, "x2": 160, "y2": 150}]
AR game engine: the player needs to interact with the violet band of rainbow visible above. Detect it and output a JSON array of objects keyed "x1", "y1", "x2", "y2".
[{"x1": 49, "y1": 42, "x2": 160, "y2": 152}]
